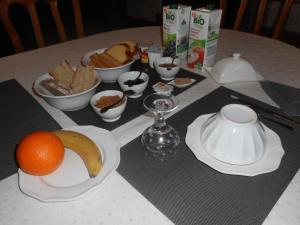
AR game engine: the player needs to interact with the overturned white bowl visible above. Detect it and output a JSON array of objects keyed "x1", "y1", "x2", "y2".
[
  {"x1": 200, "y1": 104, "x2": 266, "y2": 165},
  {"x1": 210, "y1": 53, "x2": 259, "y2": 84},
  {"x1": 81, "y1": 48, "x2": 134, "y2": 83}
]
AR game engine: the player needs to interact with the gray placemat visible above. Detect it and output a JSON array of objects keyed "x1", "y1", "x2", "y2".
[
  {"x1": 64, "y1": 61, "x2": 206, "y2": 130},
  {"x1": 261, "y1": 80, "x2": 300, "y2": 117},
  {"x1": 0, "y1": 79, "x2": 61, "y2": 180},
  {"x1": 117, "y1": 86, "x2": 300, "y2": 225}
]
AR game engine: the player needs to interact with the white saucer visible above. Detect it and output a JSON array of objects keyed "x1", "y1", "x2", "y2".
[
  {"x1": 152, "y1": 82, "x2": 173, "y2": 95},
  {"x1": 18, "y1": 125, "x2": 120, "y2": 202},
  {"x1": 185, "y1": 114, "x2": 285, "y2": 176},
  {"x1": 168, "y1": 78, "x2": 196, "y2": 88}
]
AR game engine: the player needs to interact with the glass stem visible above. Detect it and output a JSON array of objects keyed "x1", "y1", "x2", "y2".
[{"x1": 153, "y1": 112, "x2": 167, "y2": 130}]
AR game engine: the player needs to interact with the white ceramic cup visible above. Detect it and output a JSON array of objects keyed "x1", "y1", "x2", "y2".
[{"x1": 148, "y1": 51, "x2": 163, "y2": 68}]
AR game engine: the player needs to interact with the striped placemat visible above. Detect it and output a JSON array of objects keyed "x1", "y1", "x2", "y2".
[
  {"x1": 0, "y1": 79, "x2": 61, "y2": 180},
  {"x1": 117, "y1": 86, "x2": 300, "y2": 225},
  {"x1": 64, "y1": 61, "x2": 205, "y2": 130}
]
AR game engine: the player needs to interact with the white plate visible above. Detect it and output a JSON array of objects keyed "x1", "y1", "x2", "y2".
[
  {"x1": 168, "y1": 78, "x2": 196, "y2": 88},
  {"x1": 185, "y1": 114, "x2": 285, "y2": 176},
  {"x1": 18, "y1": 126, "x2": 120, "y2": 202}
]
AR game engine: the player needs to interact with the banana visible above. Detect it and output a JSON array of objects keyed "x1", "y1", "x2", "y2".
[{"x1": 52, "y1": 130, "x2": 103, "y2": 178}]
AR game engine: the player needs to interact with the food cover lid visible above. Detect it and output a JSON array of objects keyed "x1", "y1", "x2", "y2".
[{"x1": 210, "y1": 53, "x2": 259, "y2": 84}]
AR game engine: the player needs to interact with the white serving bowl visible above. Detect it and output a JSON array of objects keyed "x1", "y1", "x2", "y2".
[
  {"x1": 200, "y1": 104, "x2": 267, "y2": 165},
  {"x1": 210, "y1": 53, "x2": 259, "y2": 84},
  {"x1": 117, "y1": 71, "x2": 149, "y2": 98},
  {"x1": 90, "y1": 90, "x2": 127, "y2": 122},
  {"x1": 33, "y1": 72, "x2": 101, "y2": 111},
  {"x1": 154, "y1": 57, "x2": 180, "y2": 81},
  {"x1": 81, "y1": 48, "x2": 135, "y2": 83}
]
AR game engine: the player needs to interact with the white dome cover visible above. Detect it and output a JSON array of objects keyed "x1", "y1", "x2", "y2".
[{"x1": 210, "y1": 53, "x2": 259, "y2": 84}]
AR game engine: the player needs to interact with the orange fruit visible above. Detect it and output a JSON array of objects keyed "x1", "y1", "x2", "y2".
[{"x1": 16, "y1": 131, "x2": 65, "y2": 176}]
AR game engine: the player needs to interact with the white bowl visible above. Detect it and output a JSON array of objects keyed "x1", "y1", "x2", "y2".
[
  {"x1": 210, "y1": 53, "x2": 259, "y2": 84},
  {"x1": 81, "y1": 48, "x2": 135, "y2": 83},
  {"x1": 90, "y1": 90, "x2": 127, "y2": 122},
  {"x1": 154, "y1": 57, "x2": 180, "y2": 81},
  {"x1": 33, "y1": 73, "x2": 101, "y2": 111},
  {"x1": 117, "y1": 71, "x2": 149, "y2": 98},
  {"x1": 200, "y1": 104, "x2": 266, "y2": 165}
]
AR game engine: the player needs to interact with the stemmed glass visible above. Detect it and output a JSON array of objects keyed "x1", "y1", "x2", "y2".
[{"x1": 141, "y1": 93, "x2": 180, "y2": 162}]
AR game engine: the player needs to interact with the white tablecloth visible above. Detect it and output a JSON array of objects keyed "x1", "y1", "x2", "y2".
[{"x1": 0, "y1": 26, "x2": 299, "y2": 225}]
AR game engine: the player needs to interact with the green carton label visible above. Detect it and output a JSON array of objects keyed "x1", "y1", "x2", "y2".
[
  {"x1": 189, "y1": 39, "x2": 206, "y2": 48},
  {"x1": 192, "y1": 15, "x2": 205, "y2": 25},
  {"x1": 165, "y1": 11, "x2": 175, "y2": 21}
]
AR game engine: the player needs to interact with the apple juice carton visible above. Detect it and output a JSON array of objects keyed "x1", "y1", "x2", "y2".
[
  {"x1": 187, "y1": 8, "x2": 222, "y2": 71},
  {"x1": 162, "y1": 4, "x2": 191, "y2": 61}
]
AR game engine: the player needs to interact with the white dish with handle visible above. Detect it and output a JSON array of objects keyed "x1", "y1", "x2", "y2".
[{"x1": 18, "y1": 126, "x2": 120, "y2": 202}]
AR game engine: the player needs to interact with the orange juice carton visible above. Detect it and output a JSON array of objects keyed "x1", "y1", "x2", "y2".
[
  {"x1": 187, "y1": 8, "x2": 222, "y2": 71},
  {"x1": 162, "y1": 4, "x2": 191, "y2": 61}
]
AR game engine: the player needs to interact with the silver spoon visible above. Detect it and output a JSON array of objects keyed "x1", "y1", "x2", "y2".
[
  {"x1": 167, "y1": 56, "x2": 178, "y2": 71},
  {"x1": 123, "y1": 71, "x2": 144, "y2": 87}
]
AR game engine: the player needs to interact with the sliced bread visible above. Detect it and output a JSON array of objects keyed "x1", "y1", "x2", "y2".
[
  {"x1": 49, "y1": 60, "x2": 75, "y2": 88},
  {"x1": 71, "y1": 65, "x2": 95, "y2": 93},
  {"x1": 89, "y1": 52, "x2": 123, "y2": 68},
  {"x1": 119, "y1": 40, "x2": 138, "y2": 55},
  {"x1": 105, "y1": 44, "x2": 131, "y2": 64}
]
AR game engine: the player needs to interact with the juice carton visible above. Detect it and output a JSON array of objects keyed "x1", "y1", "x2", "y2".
[
  {"x1": 187, "y1": 8, "x2": 222, "y2": 71},
  {"x1": 162, "y1": 4, "x2": 191, "y2": 60}
]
